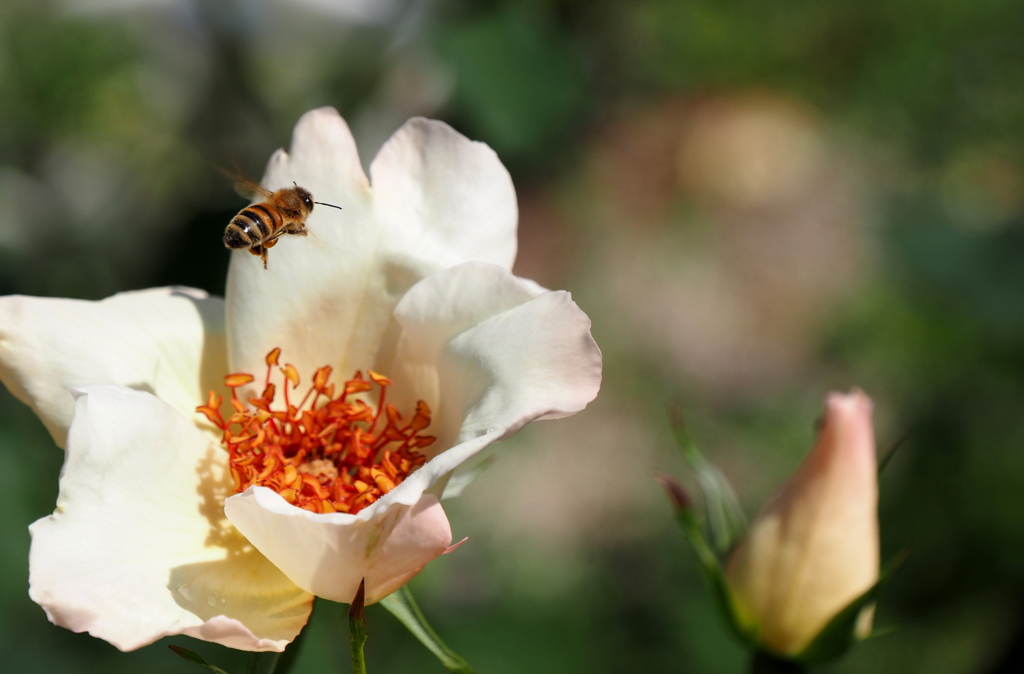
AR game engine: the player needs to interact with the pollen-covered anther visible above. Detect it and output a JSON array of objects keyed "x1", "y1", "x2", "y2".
[
  {"x1": 225, "y1": 373, "x2": 255, "y2": 388},
  {"x1": 196, "y1": 348, "x2": 432, "y2": 515}
]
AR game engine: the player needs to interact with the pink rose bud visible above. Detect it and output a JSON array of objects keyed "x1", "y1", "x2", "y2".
[{"x1": 724, "y1": 390, "x2": 879, "y2": 656}]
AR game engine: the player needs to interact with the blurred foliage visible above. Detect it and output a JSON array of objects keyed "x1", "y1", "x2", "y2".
[
  {"x1": 437, "y1": 9, "x2": 590, "y2": 165},
  {"x1": 3, "y1": 0, "x2": 1024, "y2": 673}
]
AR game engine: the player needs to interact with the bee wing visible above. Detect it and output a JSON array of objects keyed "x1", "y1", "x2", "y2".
[
  {"x1": 234, "y1": 177, "x2": 273, "y2": 200},
  {"x1": 212, "y1": 161, "x2": 273, "y2": 200},
  {"x1": 305, "y1": 223, "x2": 325, "y2": 244}
]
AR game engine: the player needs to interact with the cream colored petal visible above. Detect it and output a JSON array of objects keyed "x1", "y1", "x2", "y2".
[
  {"x1": 370, "y1": 117, "x2": 517, "y2": 272},
  {"x1": 373, "y1": 262, "x2": 602, "y2": 510},
  {"x1": 29, "y1": 385, "x2": 312, "y2": 652},
  {"x1": 226, "y1": 109, "x2": 519, "y2": 400},
  {"x1": 226, "y1": 107, "x2": 380, "y2": 390},
  {"x1": 0, "y1": 287, "x2": 225, "y2": 447},
  {"x1": 224, "y1": 487, "x2": 452, "y2": 605},
  {"x1": 725, "y1": 390, "x2": 879, "y2": 655}
]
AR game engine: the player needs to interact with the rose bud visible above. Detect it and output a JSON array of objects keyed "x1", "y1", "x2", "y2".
[{"x1": 724, "y1": 390, "x2": 879, "y2": 657}]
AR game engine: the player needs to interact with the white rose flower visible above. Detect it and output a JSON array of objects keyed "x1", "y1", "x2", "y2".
[{"x1": 0, "y1": 108, "x2": 602, "y2": 653}]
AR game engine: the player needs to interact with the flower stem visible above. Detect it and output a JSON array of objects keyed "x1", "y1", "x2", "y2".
[
  {"x1": 349, "y1": 579, "x2": 369, "y2": 674},
  {"x1": 750, "y1": 652, "x2": 809, "y2": 674}
]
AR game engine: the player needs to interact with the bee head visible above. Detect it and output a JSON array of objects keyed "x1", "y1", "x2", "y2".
[{"x1": 294, "y1": 184, "x2": 314, "y2": 213}]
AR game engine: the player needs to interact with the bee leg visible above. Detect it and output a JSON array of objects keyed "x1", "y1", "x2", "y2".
[
  {"x1": 295, "y1": 226, "x2": 309, "y2": 237},
  {"x1": 247, "y1": 244, "x2": 269, "y2": 269},
  {"x1": 263, "y1": 238, "x2": 279, "y2": 248}
]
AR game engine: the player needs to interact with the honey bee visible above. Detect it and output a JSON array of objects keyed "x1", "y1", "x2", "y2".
[{"x1": 223, "y1": 178, "x2": 342, "y2": 268}]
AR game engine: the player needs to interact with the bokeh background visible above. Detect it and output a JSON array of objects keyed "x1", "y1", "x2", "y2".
[{"x1": 2, "y1": 0, "x2": 1024, "y2": 672}]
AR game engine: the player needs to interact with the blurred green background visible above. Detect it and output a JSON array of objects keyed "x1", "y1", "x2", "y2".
[{"x1": 2, "y1": 0, "x2": 1024, "y2": 672}]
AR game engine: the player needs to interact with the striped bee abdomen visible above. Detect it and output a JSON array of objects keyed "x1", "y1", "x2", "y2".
[{"x1": 223, "y1": 203, "x2": 282, "y2": 249}]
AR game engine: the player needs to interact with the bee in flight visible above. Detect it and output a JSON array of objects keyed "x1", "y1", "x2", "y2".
[{"x1": 223, "y1": 178, "x2": 342, "y2": 268}]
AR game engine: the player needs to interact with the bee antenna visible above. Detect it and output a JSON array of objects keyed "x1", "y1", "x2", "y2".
[{"x1": 315, "y1": 201, "x2": 344, "y2": 210}]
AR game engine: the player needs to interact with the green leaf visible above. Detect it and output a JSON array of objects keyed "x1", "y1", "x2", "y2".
[
  {"x1": 437, "y1": 9, "x2": 589, "y2": 159},
  {"x1": 168, "y1": 645, "x2": 232, "y2": 674},
  {"x1": 794, "y1": 549, "x2": 909, "y2": 665},
  {"x1": 670, "y1": 407, "x2": 746, "y2": 553},
  {"x1": 380, "y1": 586, "x2": 474, "y2": 673},
  {"x1": 246, "y1": 653, "x2": 281, "y2": 674}
]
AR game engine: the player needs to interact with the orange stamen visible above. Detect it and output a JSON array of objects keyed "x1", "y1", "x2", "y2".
[
  {"x1": 225, "y1": 373, "x2": 255, "y2": 388},
  {"x1": 196, "y1": 348, "x2": 433, "y2": 515}
]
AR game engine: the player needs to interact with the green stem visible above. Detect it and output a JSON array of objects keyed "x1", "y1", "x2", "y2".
[
  {"x1": 349, "y1": 580, "x2": 369, "y2": 674},
  {"x1": 750, "y1": 652, "x2": 808, "y2": 674},
  {"x1": 350, "y1": 636, "x2": 367, "y2": 674}
]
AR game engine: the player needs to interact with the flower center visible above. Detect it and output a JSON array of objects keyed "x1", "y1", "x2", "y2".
[{"x1": 196, "y1": 348, "x2": 433, "y2": 515}]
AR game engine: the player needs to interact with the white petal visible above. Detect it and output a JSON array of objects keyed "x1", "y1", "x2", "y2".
[
  {"x1": 224, "y1": 487, "x2": 452, "y2": 605},
  {"x1": 370, "y1": 117, "x2": 517, "y2": 272},
  {"x1": 29, "y1": 385, "x2": 312, "y2": 652},
  {"x1": 226, "y1": 107, "x2": 378, "y2": 391},
  {"x1": 375, "y1": 262, "x2": 602, "y2": 510},
  {"x1": 0, "y1": 287, "x2": 225, "y2": 447},
  {"x1": 226, "y1": 109, "x2": 518, "y2": 397}
]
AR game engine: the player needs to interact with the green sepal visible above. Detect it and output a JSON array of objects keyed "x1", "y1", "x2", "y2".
[
  {"x1": 168, "y1": 645, "x2": 232, "y2": 674},
  {"x1": 349, "y1": 579, "x2": 369, "y2": 674},
  {"x1": 793, "y1": 548, "x2": 909, "y2": 665},
  {"x1": 670, "y1": 408, "x2": 746, "y2": 553},
  {"x1": 655, "y1": 473, "x2": 756, "y2": 649},
  {"x1": 878, "y1": 428, "x2": 913, "y2": 477},
  {"x1": 380, "y1": 585, "x2": 474, "y2": 673}
]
